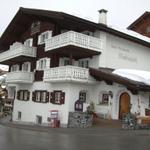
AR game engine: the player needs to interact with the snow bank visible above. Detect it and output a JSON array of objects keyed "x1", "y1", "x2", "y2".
[{"x1": 113, "y1": 69, "x2": 150, "y2": 85}]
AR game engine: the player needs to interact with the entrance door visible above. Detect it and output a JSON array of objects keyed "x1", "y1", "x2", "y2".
[{"x1": 119, "y1": 92, "x2": 130, "y2": 119}]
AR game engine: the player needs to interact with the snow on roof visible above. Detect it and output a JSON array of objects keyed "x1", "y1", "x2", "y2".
[
  {"x1": 113, "y1": 69, "x2": 150, "y2": 85},
  {"x1": 109, "y1": 25, "x2": 150, "y2": 43}
]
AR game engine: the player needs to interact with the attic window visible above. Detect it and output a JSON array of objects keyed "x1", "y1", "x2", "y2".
[
  {"x1": 31, "y1": 21, "x2": 40, "y2": 35},
  {"x1": 147, "y1": 26, "x2": 150, "y2": 33}
]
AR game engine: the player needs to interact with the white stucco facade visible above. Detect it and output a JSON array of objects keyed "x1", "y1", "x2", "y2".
[{"x1": 1, "y1": 8, "x2": 149, "y2": 127}]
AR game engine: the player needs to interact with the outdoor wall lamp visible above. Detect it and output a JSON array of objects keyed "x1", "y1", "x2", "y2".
[{"x1": 108, "y1": 91, "x2": 113, "y2": 98}]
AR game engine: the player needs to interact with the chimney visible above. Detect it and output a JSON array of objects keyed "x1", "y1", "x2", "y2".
[{"x1": 98, "y1": 9, "x2": 108, "y2": 25}]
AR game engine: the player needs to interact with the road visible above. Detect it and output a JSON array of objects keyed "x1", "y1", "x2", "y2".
[{"x1": 0, "y1": 124, "x2": 150, "y2": 150}]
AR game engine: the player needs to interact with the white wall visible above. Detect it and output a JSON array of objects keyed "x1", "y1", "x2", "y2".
[
  {"x1": 11, "y1": 80, "x2": 150, "y2": 126},
  {"x1": 90, "y1": 81, "x2": 150, "y2": 119},
  {"x1": 104, "y1": 34, "x2": 150, "y2": 71}
]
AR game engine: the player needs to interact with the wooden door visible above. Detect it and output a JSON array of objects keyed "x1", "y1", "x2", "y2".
[{"x1": 119, "y1": 92, "x2": 130, "y2": 119}]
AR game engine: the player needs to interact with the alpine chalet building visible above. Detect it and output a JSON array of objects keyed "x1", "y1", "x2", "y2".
[{"x1": 0, "y1": 8, "x2": 150, "y2": 127}]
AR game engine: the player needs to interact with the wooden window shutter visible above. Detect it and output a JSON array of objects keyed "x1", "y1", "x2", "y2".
[
  {"x1": 32, "y1": 91, "x2": 35, "y2": 101},
  {"x1": 27, "y1": 91, "x2": 30, "y2": 100},
  {"x1": 50, "y1": 92, "x2": 54, "y2": 103},
  {"x1": 17, "y1": 91, "x2": 20, "y2": 100},
  {"x1": 60, "y1": 92, "x2": 65, "y2": 104},
  {"x1": 46, "y1": 92, "x2": 49, "y2": 102}
]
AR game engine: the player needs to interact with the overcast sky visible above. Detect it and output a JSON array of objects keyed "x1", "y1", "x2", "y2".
[{"x1": 0, "y1": 0, "x2": 150, "y2": 36}]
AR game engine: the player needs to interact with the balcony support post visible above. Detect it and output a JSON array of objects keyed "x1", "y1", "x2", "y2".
[{"x1": 69, "y1": 53, "x2": 73, "y2": 65}]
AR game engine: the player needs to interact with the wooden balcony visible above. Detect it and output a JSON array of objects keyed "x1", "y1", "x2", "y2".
[
  {"x1": 45, "y1": 31, "x2": 102, "y2": 59},
  {"x1": 6, "y1": 71, "x2": 34, "y2": 84},
  {"x1": 43, "y1": 66, "x2": 95, "y2": 84},
  {"x1": 0, "y1": 42, "x2": 36, "y2": 65}
]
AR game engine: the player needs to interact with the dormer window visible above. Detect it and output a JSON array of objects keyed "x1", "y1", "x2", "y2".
[
  {"x1": 147, "y1": 26, "x2": 150, "y2": 33},
  {"x1": 38, "y1": 31, "x2": 52, "y2": 45},
  {"x1": 31, "y1": 21, "x2": 40, "y2": 28},
  {"x1": 24, "y1": 38, "x2": 33, "y2": 47},
  {"x1": 31, "y1": 21, "x2": 40, "y2": 35}
]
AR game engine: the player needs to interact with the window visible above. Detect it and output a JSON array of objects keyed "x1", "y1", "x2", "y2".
[
  {"x1": 11, "y1": 64, "x2": 19, "y2": 72},
  {"x1": 22, "y1": 62, "x2": 30, "y2": 72},
  {"x1": 36, "y1": 58, "x2": 50, "y2": 70},
  {"x1": 31, "y1": 21, "x2": 40, "y2": 35},
  {"x1": 31, "y1": 21, "x2": 40, "y2": 28},
  {"x1": 24, "y1": 38, "x2": 33, "y2": 47},
  {"x1": 38, "y1": 30, "x2": 52, "y2": 45},
  {"x1": 32, "y1": 91, "x2": 49, "y2": 103},
  {"x1": 50, "y1": 91, "x2": 65, "y2": 105},
  {"x1": 99, "y1": 93, "x2": 109, "y2": 104},
  {"x1": 18, "y1": 111, "x2": 22, "y2": 120},
  {"x1": 75, "y1": 100, "x2": 83, "y2": 111},
  {"x1": 64, "y1": 59, "x2": 70, "y2": 66},
  {"x1": 17, "y1": 90, "x2": 30, "y2": 101},
  {"x1": 79, "y1": 91, "x2": 87, "y2": 102},
  {"x1": 147, "y1": 26, "x2": 150, "y2": 33},
  {"x1": 79, "y1": 59, "x2": 89, "y2": 68}
]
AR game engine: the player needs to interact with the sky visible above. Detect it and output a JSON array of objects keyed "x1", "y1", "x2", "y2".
[
  {"x1": 0, "y1": 0, "x2": 150, "y2": 36},
  {"x1": 0, "y1": 0, "x2": 149, "y2": 70}
]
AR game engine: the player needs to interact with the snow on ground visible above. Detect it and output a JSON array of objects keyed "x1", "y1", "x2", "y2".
[{"x1": 113, "y1": 69, "x2": 150, "y2": 85}]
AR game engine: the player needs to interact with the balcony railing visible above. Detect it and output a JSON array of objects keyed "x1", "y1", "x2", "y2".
[
  {"x1": 45, "y1": 31, "x2": 102, "y2": 52},
  {"x1": 0, "y1": 42, "x2": 36, "y2": 63},
  {"x1": 43, "y1": 66, "x2": 95, "y2": 83},
  {"x1": 6, "y1": 71, "x2": 34, "y2": 84}
]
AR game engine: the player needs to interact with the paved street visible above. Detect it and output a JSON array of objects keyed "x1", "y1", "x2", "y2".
[{"x1": 0, "y1": 124, "x2": 150, "y2": 150}]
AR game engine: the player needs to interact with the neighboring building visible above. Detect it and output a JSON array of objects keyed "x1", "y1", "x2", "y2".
[
  {"x1": 128, "y1": 11, "x2": 150, "y2": 38},
  {"x1": 0, "y1": 7, "x2": 150, "y2": 127}
]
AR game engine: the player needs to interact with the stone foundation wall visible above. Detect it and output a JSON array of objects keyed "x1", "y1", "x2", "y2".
[{"x1": 68, "y1": 112, "x2": 93, "y2": 128}]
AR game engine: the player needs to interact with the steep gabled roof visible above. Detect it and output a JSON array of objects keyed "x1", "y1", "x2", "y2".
[
  {"x1": 89, "y1": 67, "x2": 150, "y2": 92},
  {"x1": 128, "y1": 11, "x2": 150, "y2": 30},
  {"x1": 0, "y1": 7, "x2": 150, "y2": 51}
]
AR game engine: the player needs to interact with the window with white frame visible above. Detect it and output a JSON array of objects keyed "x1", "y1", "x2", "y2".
[
  {"x1": 24, "y1": 38, "x2": 33, "y2": 47},
  {"x1": 22, "y1": 62, "x2": 31, "y2": 72},
  {"x1": 36, "y1": 58, "x2": 50, "y2": 70},
  {"x1": 79, "y1": 59, "x2": 89, "y2": 68},
  {"x1": 38, "y1": 30, "x2": 52, "y2": 45},
  {"x1": 11, "y1": 64, "x2": 19, "y2": 72}
]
